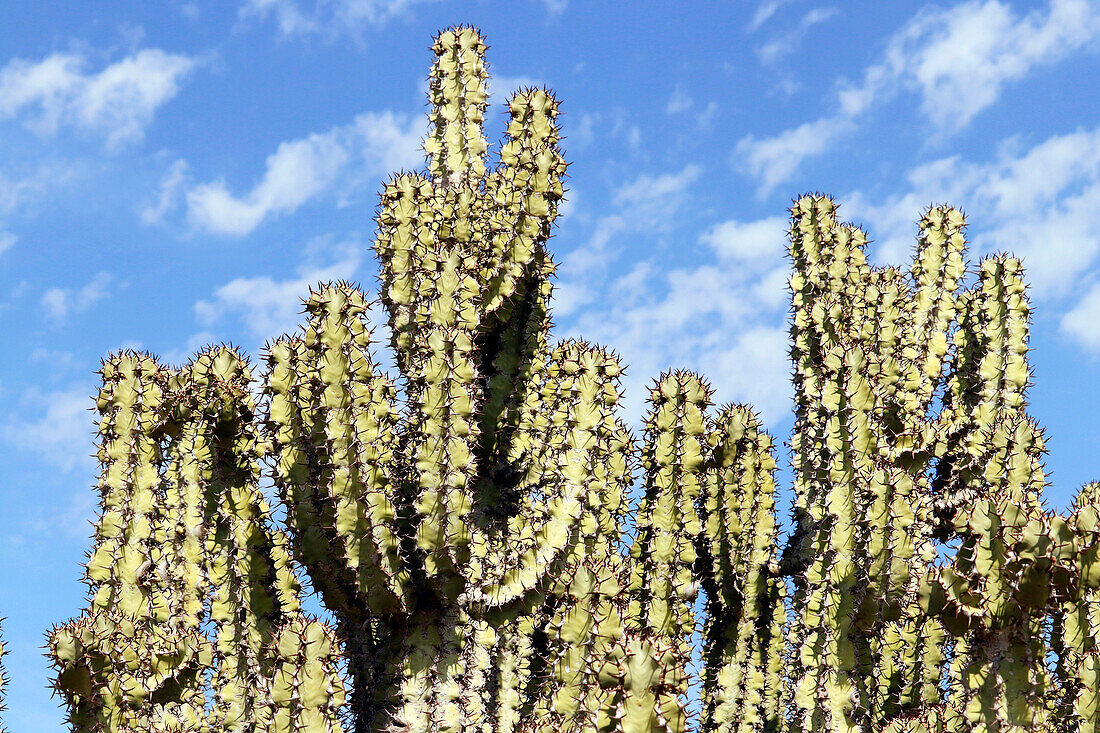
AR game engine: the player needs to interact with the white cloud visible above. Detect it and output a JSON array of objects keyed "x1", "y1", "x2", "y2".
[
  {"x1": 699, "y1": 325, "x2": 792, "y2": 422},
  {"x1": 187, "y1": 111, "x2": 422, "y2": 236},
  {"x1": 41, "y1": 271, "x2": 114, "y2": 323},
  {"x1": 613, "y1": 164, "x2": 702, "y2": 214},
  {"x1": 555, "y1": 165, "x2": 701, "y2": 318},
  {"x1": 29, "y1": 347, "x2": 77, "y2": 372},
  {"x1": 195, "y1": 234, "x2": 362, "y2": 340},
  {"x1": 141, "y1": 158, "x2": 189, "y2": 224},
  {"x1": 695, "y1": 101, "x2": 719, "y2": 129},
  {"x1": 756, "y1": 7, "x2": 838, "y2": 65},
  {"x1": 158, "y1": 330, "x2": 220, "y2": 368},
  {"x1": 241, "y1": 0, "x2": 443, "y2": 36},
  {"x1": 571, "y1": 112, "x2": 597, "y2": 148},
  {"x1": 0, "y1": 164, "x2": 81, "y2": 272},
  {"x1": 734, "y1": 117, "x2": 853, "y2": 197},
  {"x1": 570, "y1": 109, "x2": 646, "y2": 151},
  {"x1": 243, "y1": 0, "x2": 318, "y2": 35},
  {"x1": 188, "y1": 133, "x2": 348, "y2": 236},
  {"x1": 557, "y1": 186, "x2": 577, "y2": 222},
  {"x1": 752, "y1": 264, "x2": 791, "y2": 310},
  {"x1": 25, "y1": 489, "x2": 98, "y2": 541},
  {"x1": 552, "y1": 165, "x2": 792, "y2": 426},
  {"x1": 749, "y1": 0, "x2": 792, "y2": 32},
  {"x1": 489, "y1": 75, "x2": 543, "y2": 101},
  {"x1": 737, "y1": 0, "x2": 1100, "y2": 194},
  {"x1": 700, "y1": 215, "x2": 788, "y2": 262},
  {"x1": 552, "y1": 214, "x2": 627, "y2": 318},
  {"x1": 844, "y1": 126, "x2": 1100, "y2": 299},
  {"x1": 842, "y1": 157, "x2": 975, "y2": 264},
  {"x1": 862, "y1": 0, "x2": 1100, "y2": 130},
  {"x1": 666, "y1": 85, "x2": 693, "y2": 114},
  {"x1": 1, "y1": 386, "x2": 95, "y2": 472},
  {"x1": 0, "y1": 163, "x2": 79, "y2": 215},
  {"x1": 566, "y1": 250, "x2": 792, "y2": 427},
  {"x1": 332, "y1": 0, "x2": 442, "y2": 26},
  {"x1": 0, "y1": 49, "x2": 196, "y2": 148},
  {"x1": 1063, "y1": 281, "x2": 1100, "y2": 351},
  {"x1": 804, "y1": 8, "x2": 837, "y2": 25}
]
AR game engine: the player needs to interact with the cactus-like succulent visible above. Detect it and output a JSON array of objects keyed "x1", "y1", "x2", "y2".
[
  {"x1": 262, "y1": 26, "x2": 636, "y2": 733},
  {"x1": 47, "y1": 349, "x2": 345, "y2": 733},
  {"x1": 696, "y1": 406, "x2": 786, "y2": 733},
  {"x1": 47, "y1": 24, "x2": 1100, "y2": 733},
  {"x1": 1054, "y1": 483, "x2": 1100, "y2": 731},
  {"x1": 781, "y1": 196, "x2": 963, "y2": 733},
  {"x1": 0, "y1": 618, "x2": 7, "y2": 733}
]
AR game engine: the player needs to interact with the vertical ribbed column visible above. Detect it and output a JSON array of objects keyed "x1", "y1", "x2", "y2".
[
  {"x1": 613, "y1": 372, "x2": 712, "y2": 733},
  {"x1": 697, "y1": 406, "x2": 786, "y2": 733},
  {"x1": 48, "y1": 352, "x2": 212, "y2": 733},
  {"x1": 923, "y1": 257, "x2": 1052, "y2": 733},
  {"x1": 425, "y1": 27, "x2": 489, "y2": 189}
]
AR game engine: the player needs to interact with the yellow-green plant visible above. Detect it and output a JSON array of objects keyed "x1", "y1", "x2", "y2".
[
  {"x1": 261, "y1": 24, "x2": 641, "y2": 731},
  {"x1": 1, "y1": 618, "x2": 7, "y2": 733},
  {"x1": 46, "y1": 24, "x2": 1100, "y2": 733},
  {"x1": 781, "y1": 197, "x2": 958, "y2": 733},
  {"x1": 48, "y1": 349, "x2": 345, "y2": 733}
]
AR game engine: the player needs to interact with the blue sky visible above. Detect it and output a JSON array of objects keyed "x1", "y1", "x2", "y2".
[{"x1": 2, "y1": 0, "x2": 1100, "y2": 727}]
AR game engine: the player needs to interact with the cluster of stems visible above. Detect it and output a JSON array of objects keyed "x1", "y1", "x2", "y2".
[{"x1": 39, "y1": 25, "x2": 1100, "y2": 733}]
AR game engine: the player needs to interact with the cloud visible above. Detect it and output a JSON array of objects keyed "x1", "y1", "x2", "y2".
[
  {"x1": 489, "y1": 75, "x2": 543, "y2": 101},
  {"x1": 554, "y1": 165, "x2": 702, "y2": 318},
  {"x1": 0, "y1": 49, "x2": 197, "y2": 148},
  {"x1": 243, "y1": 0, "x2": 318, "y2": 35},
  {"x1": 736, "y1": 0, "x2": 1100, "y2": 194},
  {"x1": 241, "y1": 0, "x2": 443, "y2": 37},
  {"x1": 695, "y1": 101, "x2": 719, "y2": 129},
  {"x1": 551, "y1": 214, "x2": 627, "y2": 318},
  {"x1": 756, "y1": 7, "x2": 839, "y2": 64},
  {"x1": 844, "y1": 126, "x2": 1100, "y2": 300},
  {"x1": 567, "y1": 109, "x2": 645, "y2": 151},
  {"x1": 700, "y1": 215, "x2": 789, "y2": 262},
  {"x1": 41, "y1": 272, "x2": 114, "y2": 323},
  {"x1": 734, "y1": 117, "x2": 853, "y2": 197},
  {"x1": 551, "y1": 162, "x2": 792, "y2": 426},
  {"x1": 0, "y1": 164, "x2": 79, "y2": 262},
  {"x1": 749, "y1": 0, "x2": 793, "y2": 31},
  {"x1": 194, "y1": 234, "x2": 362, "y2": 341},
  {"x1": 1062, "y1": 281, "x2": 1100, "y2": 351},
  {"x1": 187, "y1": 111, "x2": 422, "y2": 236},
  {"x1": 0, "y1": 163, "x2": 79, "y2": 215},
  {"x1": 330, "y1": 0, "x2": 443, "y2": 26},
  {"x1": 698, "y1": 325, "x2": 792, "y2": 421},
  {"x1": 663, "y1": 86, "x2": 719, "y2": 127},
  {"x1": 562, "y1": 214, "x2": 794, "y2": 427},
  {"x1": 23, "y1": 488, "x2": 99, "y2": 541},
  {"x1": 141, "y1": 158, "x2": 189, "y2": 224},
  {"x1": 28, "y1": 347, "x2": 77, "y2": 373},
  {"x1": 158, "y1": 330, "x2": 220, "y2": 368},
  {"x1": 188, "y1": 133, "x2": 348, "y2": 236},
  {"x1": 612, "y1": 164, "x2": 702, "y2": 214},
  {"x1": 666, "y1": 85, "x2": 693, "y2": 114},
  {"x1": 1, "y1": 385, "x2": 95, "y2": 472},
  {"x1": 857, "y1": 0, "x2": 1100, "y2": 130}
]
